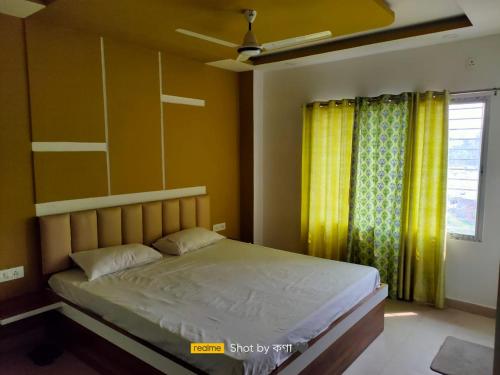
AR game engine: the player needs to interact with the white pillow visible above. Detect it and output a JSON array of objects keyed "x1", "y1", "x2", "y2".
[
  {"x1": 70, "y1": 243, "x2": 162, "y2": 281},
  {"x1": 152, "y1": 227, "x2": 225, "y2": 255}
]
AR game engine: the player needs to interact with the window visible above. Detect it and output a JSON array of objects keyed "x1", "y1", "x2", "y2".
[{"x1": 446, "y1": 95, "x2": 489, "y2": 241}]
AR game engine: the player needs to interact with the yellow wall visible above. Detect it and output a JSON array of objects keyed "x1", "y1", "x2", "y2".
[
  {"x1": 26, "y1": 19, "x2": 105, "y2": 142},
  {"x1": 26, "y1": 19, "x2": 110, "y2": 204},
  {"x1": 33, "y1": 152, "x2": 109, "y2": 203},
  {"x1": 105, "y1": 38, "x2": 164, "y2": 195},
  {"x1": 0, "y1": 18, "x2": 240, "y2": 301},
  {"x1": 162, "y1": 54, "x2": 240, "y2": 239},
  {"x1": 0, "y1": 15, "x2": 39, "y2": 300}
]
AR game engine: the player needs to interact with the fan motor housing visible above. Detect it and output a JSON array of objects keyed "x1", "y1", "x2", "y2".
[
  {"x1": 237, "y1": 45, "x2": 262, "y2": 56},
  {"x1": 238, "y1": 27, "x2": 262, "y2": 56}
]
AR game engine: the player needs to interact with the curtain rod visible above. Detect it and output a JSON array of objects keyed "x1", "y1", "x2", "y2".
[
  {"x1": 451, "y1": 88, "x2": 498, "y2": 96},
  {"x1": 307, "y1": 88, "x2": 499, "y2": 107}
]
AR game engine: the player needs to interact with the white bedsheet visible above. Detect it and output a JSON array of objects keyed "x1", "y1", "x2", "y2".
[{"x1": 49, "y1": 239, "x2": 380, "y2": 375}]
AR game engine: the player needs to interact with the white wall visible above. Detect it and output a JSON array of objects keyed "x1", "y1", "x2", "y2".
[{"x1": 255, "y1": 34, "x2": 500, "y2": 309}]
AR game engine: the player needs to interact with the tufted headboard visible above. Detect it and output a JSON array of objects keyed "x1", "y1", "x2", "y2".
[{"x1": 39, "y1": 195, "x2": 210, "y2": 275}]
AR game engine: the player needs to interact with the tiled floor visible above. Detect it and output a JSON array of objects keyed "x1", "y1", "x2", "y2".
[
  {"x1": 345, "y1": 300, "x2": 495, "y2": 375},
  {"x1": 1, "y1": 300, "x2": 494, "y2": 374},
  {"x1": 0, "y1": 349, "x2": 99, "y2": 375}
]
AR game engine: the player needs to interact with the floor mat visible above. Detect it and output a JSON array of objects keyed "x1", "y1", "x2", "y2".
[{"x1": 431, "y1": 336, "x2": 493, "y2": 375}]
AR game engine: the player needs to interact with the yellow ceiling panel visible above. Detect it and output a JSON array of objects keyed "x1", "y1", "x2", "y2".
[{"x1": 29, "y1": 0, "x2": 394, "y2": 62}]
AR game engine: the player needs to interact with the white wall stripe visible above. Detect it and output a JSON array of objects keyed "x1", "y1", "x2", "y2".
[
  {"x1": 35, "y1": 186, "x2": 206, "y2": 216},
  {"x1": 161, "y1": 94, "x2": 205, "y2": 107},
  {"x1": 100, "y1": 36, "x2": 112, "y2": 196},
  {"x1": 158, "y1": 51, "x2": 166, "y2": 189},
  {"x1": 31, "y1": 142, "x2": 107, "y2": 152}
]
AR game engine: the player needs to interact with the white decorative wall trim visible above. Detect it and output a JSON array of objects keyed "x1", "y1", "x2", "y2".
[
  {"x1": 31, "y1": 142, "x2": 107, "y2": 152},
  {"x1": 158, "y1": 51, "x2": 166, "y2": 189},
  {"x1": 161, "y1": 94, "x2": 205, "y2": 107},
  {"x1": 100, "y1": 36, "x2": 112, "y2": 196},
  {"x1": 35, "y1": 186, "x2": 207, "y2": 216}
]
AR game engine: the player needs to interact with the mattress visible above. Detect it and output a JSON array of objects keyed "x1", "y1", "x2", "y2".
[{"x1": 49, "y1": 239, "x2": 380, "y2": 375}]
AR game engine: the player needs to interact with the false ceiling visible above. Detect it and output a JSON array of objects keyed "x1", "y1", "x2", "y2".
[{"x1": 28, "y1": 0, "x2": 395, "y2": 63}]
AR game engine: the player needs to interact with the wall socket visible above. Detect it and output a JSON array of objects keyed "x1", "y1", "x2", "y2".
[
  {"x1": 213, "y1": 222, "x2": 226, "y2": 232},
  {"x1": 466, "y1": 57, "x2": 477, "y2": 70},
  {"x1": 0, "y1": 266, "x2": 24, "y2": 283}
]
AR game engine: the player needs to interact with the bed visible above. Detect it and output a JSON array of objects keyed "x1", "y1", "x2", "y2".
[{"x1": 39, "y1": 194, "x2": 387, "y2": 375}]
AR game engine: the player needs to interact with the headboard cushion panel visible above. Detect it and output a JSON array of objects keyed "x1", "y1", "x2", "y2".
[
  {"x1": 163, "y1": 199, "x2": 180, "y2": 235},
  {"x1": 40, "y1": 195, "x2": 211, "y2": 275},
  {"x1": 180, "y1": 197, "x2": 197, "y2": 229},
  {"x1": 70, "y1": 211, "x2": 98, "y2": 252},
  {"x1": 143, "y1": 202, "x2": 162, "y2": 245},
  {"x1": 122, "y1": 204, "x2": 143, "y2": 244},
  {"x1": 97, "y1": 207, "x2": 122, "y2": 247},
  {"x1": 40, "y1": 214, "x2": 72, "y2": 274},
  {"x1": 196, "y1": 195, "x2": 211, "y2": 230}
]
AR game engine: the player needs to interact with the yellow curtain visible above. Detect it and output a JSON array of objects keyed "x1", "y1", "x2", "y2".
[
  {"x1": 399, "y1": 91, "x2": 449, "y2": 308},
  {"x1": 301, "y1": 100, "x2": 354, "y2": 260}
]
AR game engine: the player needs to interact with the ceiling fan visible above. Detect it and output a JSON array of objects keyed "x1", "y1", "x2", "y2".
[{"x1": 176, "y1": 9, "x2": 332, "y2": 63}]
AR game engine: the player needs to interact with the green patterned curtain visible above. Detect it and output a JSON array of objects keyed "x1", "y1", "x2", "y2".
[{"x1": 347, "y1": 94, "x2": 413, "y2": 298}]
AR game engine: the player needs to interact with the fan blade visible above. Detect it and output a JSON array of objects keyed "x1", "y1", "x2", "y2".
[
  {"x1": 176, "y1": 28, "x2": 238, "y2": 48},
  {"x1": 262, "y1": 31, "x2": 332, "y2": 51},
  {"x1": 236, "y1": 54, "x2": 250, "y2": 62}
]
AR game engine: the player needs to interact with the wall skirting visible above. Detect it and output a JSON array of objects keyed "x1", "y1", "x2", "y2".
[{"x1": 445, "y1": 298, "x2": 495, "y2": 319}]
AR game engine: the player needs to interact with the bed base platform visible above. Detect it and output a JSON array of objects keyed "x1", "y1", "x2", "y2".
[{"x1": 53, "y1": 284, "x2": 387, "y2": 375}]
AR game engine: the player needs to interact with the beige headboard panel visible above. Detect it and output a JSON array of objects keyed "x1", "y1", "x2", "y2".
[{"x1": 39, "y1": 195, "x2": 210, "y2": 275}]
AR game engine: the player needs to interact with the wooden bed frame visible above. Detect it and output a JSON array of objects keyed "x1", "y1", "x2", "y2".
[
  {"x1": 49, "y1": 286, "x2": 386, "y2": 375},
  {"x1": 38, "y1": 193, "x2": 387, "y2": 374}
]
